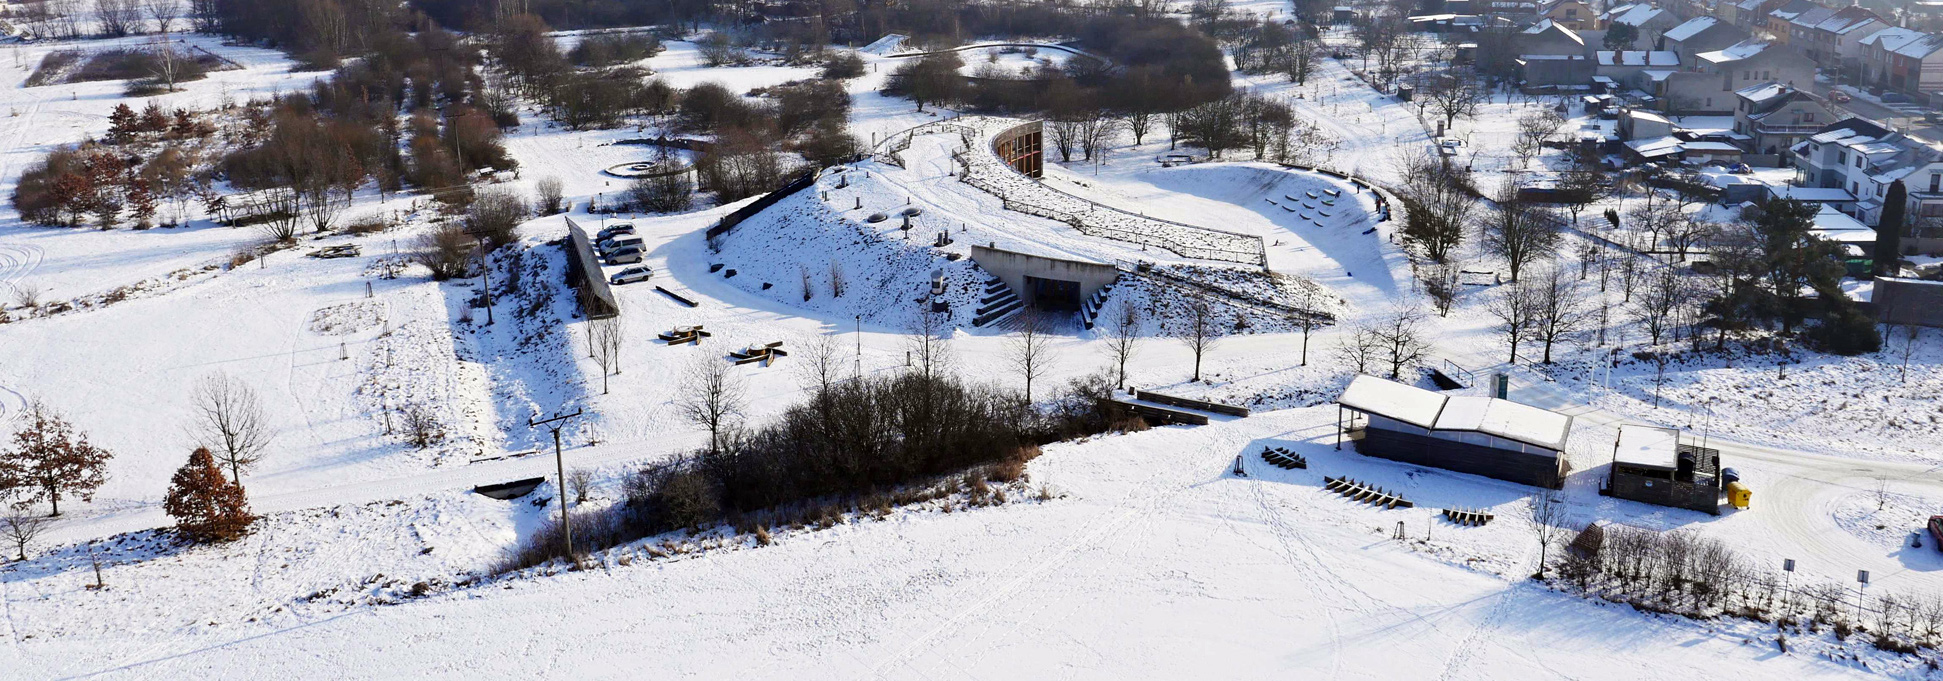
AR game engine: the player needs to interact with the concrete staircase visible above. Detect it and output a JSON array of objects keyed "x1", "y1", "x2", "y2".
[
  {"x1": 972, "y1": 278, "x2": 1024, "y2": 327},
  {"x1": 1078, "y1": 275, "x2": 1123, "y2": 330}
]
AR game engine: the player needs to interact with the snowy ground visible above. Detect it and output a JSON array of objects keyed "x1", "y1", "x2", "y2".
[
  {"x1": 4, "y1": 406, "x2": 1920, "y2": 679},
  {"x1": 5, "y1": 20, "x2": 1943, "y2": 679}
]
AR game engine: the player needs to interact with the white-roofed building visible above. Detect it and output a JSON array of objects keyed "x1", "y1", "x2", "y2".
[
  {"x1": 1664, "y1": 16, "x2": 1751, "y2": 64},
  {"x1": 1655, "y1": 39, "x2": 1815, "y2": 114},
  {"x1": 1858, "y1": 27, "x2": 1943, "y2": 98},
  {"x1": 1335, "y1": 375, "x2": 1572, "y2": 489},
  {"x1": 1790, "y1": 117, "x2": 1943, "y2": 226},
  {"x1": 1732, "y1": 82, "x2": 1833, "y2": 157},
  {"x1": 1608, "y1": 425, "x2": 1724, "y2": 514}
]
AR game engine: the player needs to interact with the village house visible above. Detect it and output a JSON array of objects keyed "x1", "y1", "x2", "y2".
[
  {"x1": 1664, "y1": 16, "x2": 1753, "y2": 63},
  {"x1": 1733, "y1": 82, "x2": 1835, "y2": 158},
  {"x1": 1858, "y1": 27, "x2": 1943, "y2": 98},
  {"x1": 1657, "y1": 39, "x2": 1816, "y2": 113}
]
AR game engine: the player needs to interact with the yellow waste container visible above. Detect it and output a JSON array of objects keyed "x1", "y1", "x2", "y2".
[{"x1": 1726, "y1": 481, "x2": 1751, "y2": 509}]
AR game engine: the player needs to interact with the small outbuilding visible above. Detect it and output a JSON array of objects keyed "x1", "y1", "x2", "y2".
[
  {"x1": 1335, "y1": 375, "x2": 1572, "y2": 489},
  {"x1": 1606, "y1": 425, "x2": 1723, "y2": 515}
]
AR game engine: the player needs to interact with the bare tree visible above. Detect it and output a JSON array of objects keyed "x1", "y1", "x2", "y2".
[
  {"x1": 907, "y1": 309, "x2": 953, "y2": 382},
  {"x1": 189, "y1": 373, "x2": 272, "y2": 490},
  {"x1": 96, "y1": 0, "x2": 141, "y2": 36},
  {"x1": 794, "y1": 333, "x2": 846, "y2": 398},
  {"x1": 0, "y1": 512, "x2": 49, "y2": 561},
  {"x1": 144, "y1": 0, "x2": 180, "y2": 33},
  {"x1": 148, "y1": 37, "x2": 182, "y2": 92},
  {"x1": 1077, "y1": 111, "x2": 1122, "y2": 162},
  {"x1": 1487, "y1": 280, "x2": 1540, "y2": 364},
  {"x1": 1422, "y1": 260, "x2": 1462, "y2": 317},
  {"x1": 1336, "y1": 322, "x2": 1383, "y2": 374},
  {"x1": 1396, "y1": 154, "x2": 1477, "y2": 263},
  {"x1": 1373, "y1": 303, "x2": 1430, "y2": 379},
  {"x1": 1422, "y1": 68, "x2": 1484, "y2": 132},
  {"x1": 1512, "y1": 109, "x2": 1565, "y2": 168},
  {"x1": 535, "y1": 176, "x2": 565, "y2": 215},
  {"x1": 1631, "y1": 268, "x2": 1691, "y2": 346},
  {"x1": 1893, "y1": 323, "x2": 1923, "y2": 385},
  {"x1": 590, "y1": 316, "x2": 624, "y2": 394},
  {"x1": 1530, "y1": 266, "x2": 1590, "y2": 363},
  {"x1": 1482, "y1": 184, "x2": 1560, "y2": 283},
  {"x1": 1293, "y1": 286, "x2": 1324, "y2": 364},
  {"x1": 567, "y1": 468, "x2": 594, "y2": 506},
  {"x1": 1102, "y1": 301, "x2": 1142, "y2": 388},
  {"x1": 1007, "y1": 309, "x2": 1056, "y2": 402},
  {"x1": 1175, "y1": 290, "x2": 1223, "y2": 382},
  {"x1": 676, "y1": 358, "x2": 745, "y2": 455},
  {"x1": 1874, "y1": 476, "x2": 1891, "y2": 511},
  {"x1": 1529, "y1": 490, "x2": 1568, "y2": 579}
]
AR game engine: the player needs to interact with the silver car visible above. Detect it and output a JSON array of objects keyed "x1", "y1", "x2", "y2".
[
  {"x1": 602, "y1": 246, "x2": 643, "y2": 265},
  {"x1": 609, "y1": 266, "x2": 653, "y2": 285}
]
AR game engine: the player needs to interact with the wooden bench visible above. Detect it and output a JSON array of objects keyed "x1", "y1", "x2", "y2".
[
  {"x1": 1323, "y1": 476, "x2": 1413, "y2": 509},
  {"x1": 1260, "y1": 446, "x2": 1307, "y2": 470}
]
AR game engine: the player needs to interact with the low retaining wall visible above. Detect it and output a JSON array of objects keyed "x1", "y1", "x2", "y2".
[{"x1": 563, "y1": 215, "x2": 620, "y2": 319}]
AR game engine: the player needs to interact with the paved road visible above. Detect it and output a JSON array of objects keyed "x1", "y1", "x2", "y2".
[
  {"x1": 1808, "y1": 81, "x2": 1943, "y2": 143},
  {"x1": 1491, "y1": 357, "x2": 1943, "y2": 590}
]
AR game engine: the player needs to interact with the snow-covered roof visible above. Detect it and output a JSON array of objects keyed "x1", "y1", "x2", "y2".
[
  {"x1": 1684, "y1": 141, "x2": 1743, "y2": 152},
  {"x1": 1861, "y1": 26, "x2": 1923, "y2": 51},
  {"x1": 1339, "y1": 376, "x2": 1573, "y2": 451},
  {"x1": 1735, "y1": 81, "x2": 1793, "y2": 103},
  {"x1": 1603, "y1": 3, "x2": 1665, "y2": 26},
  {"x1": 1615, "y1": 426, "x2": 1680, "y2": 468},
  {"x1": 1788, "y1": 6, "x2": 1836, "y2": 30},
  {"x1": 1697, "y1": 40, "x2": 1772, "y2": 64},
  {"x1": 1811, "y1": 204, "x2": 1875, "y2": 241},
  {"x1": 1339, "y1": 375, "x2": 1447, "y2": 428},
  {"x1": 1627, "y1": 135, "x2": 1684, "y2": 157},
  {"x1": 1522, "y1": 19, "x2": 1587, "y2": 45},
  {"x1": 1891, "y1": 33, "x2": 1943, "y2": 59},
  {"x1": 1815, "y1": 7, "x2": 1883, "y2": 35},
  {"x1": 1597, "y1": 50, "x2": 1678, "y2": 66},
  {"x1": 1434, "y1": 397, "x2": 1574, "y2": 451},
  {"x1": 1628, "y1": 109, "x2": 1671, "y2": 124},
  {"x1": 1664, "y1": 17, "x2": 1719, "y2": 42}
]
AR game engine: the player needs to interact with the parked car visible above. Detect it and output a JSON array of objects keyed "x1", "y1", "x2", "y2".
[
  {"x1": 597, "y1": 225, "x2": 635, "y2": 240},
  {"x1": 1828, "y1": 90, "x2": 1852, "y2": 104},
  {"x1": 602, "y1": 246, "x2": 643, "y2": 265},
  {"x1": 599, "y1": 235, "x2": 643, "y2": 253},
  {"x1": 1930, "y1": 515, "x2": 1943, "y2": 550},
  {"x1": 609, "y1": 266, "x2": 653, "y2": 285}
]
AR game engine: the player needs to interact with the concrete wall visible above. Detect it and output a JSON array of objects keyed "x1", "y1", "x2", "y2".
[
  {"x1": 1875, "y1": 277, "x2": 1943, "y2": 327},
  {"x1": 970, "y1": 244, "x2": 1119, "y2": 308},
  {"x1": 563, "y1": 216, "x2": 620, "y2": 320}
]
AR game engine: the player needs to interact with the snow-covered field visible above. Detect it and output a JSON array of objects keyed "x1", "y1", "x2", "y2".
[{"x1": 3, "y1": 16, "x2": 1943, "y2": 679}]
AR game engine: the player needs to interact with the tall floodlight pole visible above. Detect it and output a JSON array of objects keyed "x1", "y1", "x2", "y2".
[{"x1": 529, "y1": 409, "x2": 584, "y2": 564}]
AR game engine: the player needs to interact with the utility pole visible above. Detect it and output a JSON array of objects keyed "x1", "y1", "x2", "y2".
[
  {"x1": 529, "y1": 409, "x2": 584, "y2": 565},
  {"x1": 854, "y1": 314, "x2": 862, "y2": 380},
  {"x1": 463, "y1": 230, "x2": 495, "y2": 325}
]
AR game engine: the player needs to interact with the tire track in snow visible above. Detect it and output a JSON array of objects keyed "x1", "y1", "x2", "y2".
[{"x1": 855, "y1": 440, "x2": 1214, "y2": 680}]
